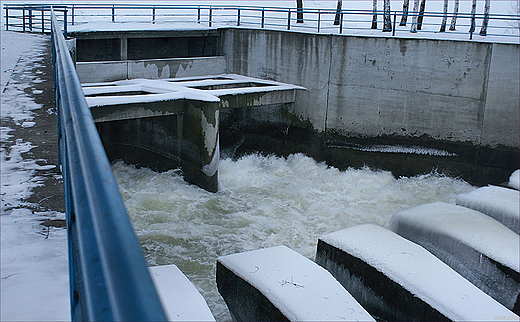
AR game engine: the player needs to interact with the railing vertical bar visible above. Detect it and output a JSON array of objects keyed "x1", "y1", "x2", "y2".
[
  {"x1": 287, "y1": 9, "x2": 291, "y2": 30},
  {"x1": 197, "y1": 6, "x2": 200, "y2": 23},
  {"x1": 112, "y1": 5, "x2": 115, "y2": 23},
  {"x1": 339, "y1": 11, "x2": 343, "y2": 33},
  {"x1": 42, "y1": 9, "x2": 45, "y2": 33},
  {"x1": 152, "y1": 6, "x2": 155, "y2": 24},
  {"x1": 209, "y1": 6, "x2": 212, "y2": 27},
  {"x1": 5, "y1": 7, "x2": 8, "y2": 31},
  {"x1": 261, "y1": 8, "x2": 264, "y2": 28},
  {"x1": 29, "y1": 9, "x2": 33, "y2": 31},
  {"x1": 317, "y1": 9, "x2": 321, "y2": 33},
  {"x1": 23, "y1": 8, "x2": 25, "y2": 32},
  {"x1": 392, "y1": 11, "x2": 397, "y2": 36},
  {"x1": 71, "y1": 5, "x2": 74, "y2": 26},
  {"x1": 237, "y1": 8, "x2": 240, "y2": 26}
]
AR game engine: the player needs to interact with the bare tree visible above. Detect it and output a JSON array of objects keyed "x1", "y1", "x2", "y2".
[
  {"x1": 480, "y1": 0, "x2": 490, "y2": 35},
  {"x1": 383, "y1": 0, "x2": 392, "y2": 31},
  {"x1": 440, "y1": 0, "x2": 449, "y2": 32},
  {"x1": 469, "y1": 0, "x2": 477, "y2": 33},
  {"x1": 449, "y1": 0, "x2": 459, "y2": 30},
  {"x1": 297, "y1": 0, "x2": 304, "y2": 23},
  {"x1": 410, "y1": 0, "x2": 420, "y2": 33},
  {"x1": 372, "y1": 0, "x2": 378, "y2": 29},
  {"x1": 417, "y1": 0, "x2": 426, "y2": 30},
  {"x1": 400, "y1": 0, "x2": 410, "y2": 26},
  {"x1": 334, "y1": 0, "x2": 342, "y2": 25}
]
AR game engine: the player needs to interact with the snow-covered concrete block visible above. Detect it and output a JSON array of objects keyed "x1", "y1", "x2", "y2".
[
  {"x1": 455, "y1": 185, "x2": 519, "y2": 234},
  {"x1": 149, "y1": 265, "x2": 215, "y2": 321},
  {"x1": 316, "y1": 223, "x2": 517, "y2": 322},
  {"x1": 216, "y1": 245, "x2": 374, "y2": 321},
  {"x1": 509, "y1": 170, "x2": 519, "y2": 190},
  {"x1": 390, "y1": 201, "x2": 520, "y2": 311}
]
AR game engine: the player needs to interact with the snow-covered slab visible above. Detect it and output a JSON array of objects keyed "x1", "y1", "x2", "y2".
[
  {"x1": 455, "y1": 185, "x2": 520, "y2": 234},
  {"x1": 316, "y1": 223, "x2": 517, "y2": 322},
  {"x1": 149, "y1": 265, "x2": 215, "y2": 321},
  {"x1": 390, "y1": 201, "x2": 519, "y2": 311},
  {"x1": 509, "y1": 170, "x2": 519, "y2": 190},
  {"x1": 216, "y1": 245, "x2": 374, "y2": 322}
]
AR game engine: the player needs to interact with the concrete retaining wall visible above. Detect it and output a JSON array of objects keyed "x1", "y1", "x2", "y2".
[
  {"x1": 222, "y1": 28, "x2": 519, "y2": 149},
  {"x1": 77, "y1": 56, "x2": 226, "y2": 83}
]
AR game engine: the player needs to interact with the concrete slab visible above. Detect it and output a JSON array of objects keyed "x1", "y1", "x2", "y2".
[
  {"x1": 456, "y1": 185, "x2": 520, "y2": 234},
  {"x1": 217, "y1": 245, "x2": 374, "y2": 321},
  {"x1": 316, "y1": 223, "x2": 516, "y2": 321},
  {"x1": 390, "y1": 201, "x2": 520, "y2": 311}
]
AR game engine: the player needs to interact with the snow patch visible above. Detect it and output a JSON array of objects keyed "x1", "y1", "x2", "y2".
[{"x1": 509, "y1": 170, "x2": 519, "y2": 190}]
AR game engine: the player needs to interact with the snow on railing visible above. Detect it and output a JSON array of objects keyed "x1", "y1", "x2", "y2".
[
  {"x1": 5, "y1": 3, "x2": 520, "y2": 40},
  {"x1": 50, "y1": 8, "x2": 168, "y2": 321}
]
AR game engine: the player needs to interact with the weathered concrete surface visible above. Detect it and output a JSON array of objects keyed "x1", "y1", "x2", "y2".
[
  {"x1": 217, "y1": 246, "x2": 374, "y2": 322},
  {"x1": 77, "y1": 56, "x2": 226, "y2": 83},
  {"x1": 390, "y1": 202, "x2": 520, "y2": 311},
  {"x1": 222, "y1": 28, "x2": 519, "y2": 185},
  {"x1": 316, "y1": 223, "x2": 516, "y2": 321}
]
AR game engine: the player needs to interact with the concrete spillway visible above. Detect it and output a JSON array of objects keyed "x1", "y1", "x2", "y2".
[{"x1": 82, "y1": 74, "x2": 304, "y2": 192}]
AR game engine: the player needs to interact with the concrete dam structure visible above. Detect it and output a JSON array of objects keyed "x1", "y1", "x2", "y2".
[{"x1": 72, "y1": 27, "x2": 519, "y2": 188}]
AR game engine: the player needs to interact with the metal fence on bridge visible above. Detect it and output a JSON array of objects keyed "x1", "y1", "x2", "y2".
[
  {"x1": 6, "y1": 3, "x2": 520, "y2": 40},
  {"x1": 50, "y1": 8, "x2": 168, "y2": 321}
]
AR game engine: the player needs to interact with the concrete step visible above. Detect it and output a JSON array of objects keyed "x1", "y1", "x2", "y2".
[
  {"x1": 149, "y1": 265, "x2": 215, "y2": 321},
  {"x1": 216, "y1": 245, "x2": 374, "y2": 321},
  {"x1": 316, "y1": 223, "x2": 516, "y2": 321},
  {"x1": 455, "y1": 185, "x2": 520, "y2": 234},
  {"x1": 390, "y1": 201, "x2": 519, "y2": 311}
]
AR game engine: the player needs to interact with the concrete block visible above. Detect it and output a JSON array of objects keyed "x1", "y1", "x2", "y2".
[
  {"x1": 149, "y1": 265, "x2": 215, "y2": 321},
  {"x1": 456, "y1": 185, "x2": 520, "y2": 234},
  {"x1": 316, "y1": 223, "x2": 516, "y2": 321},
  {"x1": 76, "y1": 61, "x2": 128, "y2": 83},
  {"x1": 217, "y1": 245, "x2": 374, "y2": 321},
  {"x1": 390, "y1": 201, "x2": 520, "y2": 311}
]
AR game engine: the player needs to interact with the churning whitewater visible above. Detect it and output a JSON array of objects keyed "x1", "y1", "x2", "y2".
[{"x1": 112, "y1": 153, "x2": 474, "y2": 320}]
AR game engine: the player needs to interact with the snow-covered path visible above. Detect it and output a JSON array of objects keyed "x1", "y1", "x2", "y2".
[{"x1": 1, "y1": 30, "x2": 70, "y2": 321}]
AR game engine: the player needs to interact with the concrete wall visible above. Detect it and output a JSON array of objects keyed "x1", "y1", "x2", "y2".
[
  {"x1": 222, "y1": 29, "x2": 519, "y2": 149},
  {"x1": 77, "y1": 56, "x2": 226, "y2": 83}
]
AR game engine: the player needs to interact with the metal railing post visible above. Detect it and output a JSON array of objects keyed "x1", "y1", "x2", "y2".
[
  {"x1": 5, "y1": 7, "x2": 8, "y2": 31},
  {"x1": 28, "y1": 9, "x2": 33, "y2": 31},
  {"x1": 71, "y1": 5, "x2": 74, "y2": 26},
  {"x1": 42, "y1": 9, "x2": 45, "y2": 33},
  {"x1": 261, "y1": 8, "x2": 265, "y2": 28},
  {"x1": 392, "y1": 11, "x2": 397, "y2": 36},
  {"x1": 197, "y1": 6, "x2": 201, "y2": 23},
  {"x1": 152, "y1": 6, "x2": 155, "y2": 24},
  {"x1": 23, "y1": 8, "x2": 26, "y2": 32},
  {"x1": 339, "y1": 11, "x2": 343, "y2": 33},
  {"x1": 237, "y1": 8, "x2": 240, "y2": 26},
  {"x1": 209, "y1": 7, "x2": 212, "y2": 27},
  {"x1": 112, "y1": 5, "x2": 115, "y2": 23},
  {"x1": 317, "y1": 9, "x2": 321, "y2": 33},
  {"x1": 64, "y1": 8, "x2": 67, "y2": 38},
  {"x1": 287, "y1": 9, "x2": 291, "y2": 30}
]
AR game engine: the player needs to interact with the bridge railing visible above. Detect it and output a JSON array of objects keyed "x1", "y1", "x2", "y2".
[
  {"x1": 50, "y1": 9, "x2": 168, "y2": 321},
  {"x1": 6, "y1": 3, "x2": 520, "y2": 40}
]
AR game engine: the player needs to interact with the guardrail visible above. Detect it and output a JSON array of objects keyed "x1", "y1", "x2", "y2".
[
  {"x1": 50, "y1": 9, "x2": 168, "y2": 321},
  {"x1": 6, "y1": 3, "x2": 520, "y2": 40}
]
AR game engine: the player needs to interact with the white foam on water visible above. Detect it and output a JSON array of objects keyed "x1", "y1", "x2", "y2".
[{"x1": 112, "y1": 153, "x2": 474, "y2": 320}]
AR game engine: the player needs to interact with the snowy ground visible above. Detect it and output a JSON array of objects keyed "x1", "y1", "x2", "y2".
[{"x1": 1, "y1": 30, "x2": 70, "y2": 321}]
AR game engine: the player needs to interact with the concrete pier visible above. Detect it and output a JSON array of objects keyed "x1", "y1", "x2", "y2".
[
  {"x1": 315, "y1": 223, "x2": 515, "y2": 321},
  {"x1": 390, "y1": 202, "x2": 520, "y2": 311}
]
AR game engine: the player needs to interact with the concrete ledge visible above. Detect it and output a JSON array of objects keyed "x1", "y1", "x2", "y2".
[
  {"x1": 316, "y1": 223, "x2": 516, "y2": 321},
  {"x1": 76, "y1": 56, "x2": 226, "y2": 83},
  {"x1": 149, "y1": 265, "x2": 215, "y2": 321},
  {"x1": 390, "y1": 202, "x2": 520, "y2": 311},
  {"x1": 216, "y1": 245, "x2": 374, "y2": 321},
  {"x1": 455, "y1": 185, "x2": 520, "y2": 234}
]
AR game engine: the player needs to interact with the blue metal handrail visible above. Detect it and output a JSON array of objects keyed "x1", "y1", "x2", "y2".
[
  {"x1": 50, "y1": 8, "x2": 168, "y2": 321},
  {"x1": 6, "y1": 3, "x2": 520, "y2": 40}
]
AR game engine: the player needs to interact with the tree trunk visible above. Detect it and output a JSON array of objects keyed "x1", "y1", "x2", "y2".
[
  {"x1": 480, "y1": 0, "x2": 490, "y2": 35},
  {"x1": 469, "y1": 0, "x2": 477, "y2": 33},
  {"x1": 410, "y1": 0, "x2": 420, "y2": 32},
  {"x1": 400, "y1": 0, "x2": 410, "y2": 26},
  {"x1": 334, "y1": 0, "x2": 342, "y2": 25},
  {"x1": 417, "y1": 0, "x2": 426, "y2": 30},
  {"x1": 440, "y1": 0, "x2": 448, "y2": 32},
  {"x1": 449, "y1": 0, "x2": 459, "y2": 30},
  {"x1": 372, "y1": 0, "x2": 378, "y2": 29},
  {"x1": 383, "y1": 0, "x2": 392, "y2": 31},
  {"x1": 297, "y1": 0, "x2": 304, "y2": 23}
]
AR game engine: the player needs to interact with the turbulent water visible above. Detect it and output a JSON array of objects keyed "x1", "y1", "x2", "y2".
[{"x1": 112, "y1": 153, "x2": 474, "y2": 320}]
